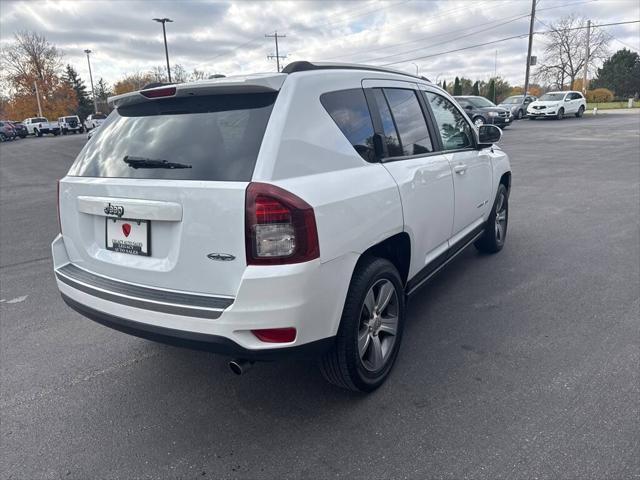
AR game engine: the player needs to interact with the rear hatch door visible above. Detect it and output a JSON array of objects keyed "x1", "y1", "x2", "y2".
[{"x1": 59, "y1": 84, "x2": 280, "y2": 297}]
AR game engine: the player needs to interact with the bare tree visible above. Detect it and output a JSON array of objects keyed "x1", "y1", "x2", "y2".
[
  {"x1": 1, "y1": 31, "x2": 63, "y2": 94},
  {"x1": 535, "y1": 16, "x2": 609, "y2": 89}
]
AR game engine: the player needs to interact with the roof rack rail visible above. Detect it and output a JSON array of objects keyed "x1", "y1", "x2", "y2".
[{"x1": 281, "y1": 61, "x2": 430, "y2": 82}]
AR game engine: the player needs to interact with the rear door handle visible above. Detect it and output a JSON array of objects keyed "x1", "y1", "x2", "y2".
[{"x1": 454, "y1": 164, "x2": 467, "y2": 175}]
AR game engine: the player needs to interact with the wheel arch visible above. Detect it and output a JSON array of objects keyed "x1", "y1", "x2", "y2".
[{"x1": 358, "y1": 232, "x2": 411, "y2": 286}]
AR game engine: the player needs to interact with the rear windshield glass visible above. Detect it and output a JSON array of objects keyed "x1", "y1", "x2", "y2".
[
  {"x1": 31, "y1": 118, "x2": 47, "y2": 123},
  {"x1": 68, "y1": 93, "x2": 277, "y2": 181},
  {"x1": 65, "y1": 117, "x2": 78, "y2": 121}
]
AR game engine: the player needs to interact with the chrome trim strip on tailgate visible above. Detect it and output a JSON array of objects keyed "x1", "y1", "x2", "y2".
[
  {"x1": 77, "y1": 196, "x2": 183, "y2": 221},
  {"x1": 55, "y1": 263, "x2": 233, "y2": 319}
]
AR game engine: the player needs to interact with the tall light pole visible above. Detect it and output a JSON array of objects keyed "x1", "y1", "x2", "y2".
[
  {"x1": 84, "y1": 49, "x2": 98, "y2": 114},
  {"x1": 153, "y1": 18, "x2": 173, "y2": 82}
]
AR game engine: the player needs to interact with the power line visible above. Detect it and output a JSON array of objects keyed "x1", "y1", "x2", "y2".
[
  {"x1": 378, "y1": 19, "x2": 639, "y2": 67},
  {"x1": 358, "y1": 13, "x2": 529, "y2": 64},
  {"x1": 322, "y1": 0, "x2": 499, "y2": 61},
  {"x1": 321, "y1": 0, "x2": 597, "y2": 64}
]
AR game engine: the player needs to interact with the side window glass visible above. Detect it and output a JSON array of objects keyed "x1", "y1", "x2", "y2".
[
  {"x1": 383, "y1": 88, "x2": 433, "y2": 156},
  {"x1": 320, "y1": 88, "x2": 376, "y2": 162},
  {"x1": 425, "y1": 92, "x2": 474, "y2": 151},
  {"x1": 371, "y1": 88, "x2": 403, "y2": 157}
]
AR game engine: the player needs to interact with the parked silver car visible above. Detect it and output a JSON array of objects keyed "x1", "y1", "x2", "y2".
[{"x1": 498, "y1": 95, "x2": 537, "y2": 120}]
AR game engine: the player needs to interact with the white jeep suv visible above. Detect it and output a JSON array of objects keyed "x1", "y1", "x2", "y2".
[
  {"x1": 527, "y1": 90, "x2": 586, "y2": 119},
  {"x1": 52, "y1": 62, "x2": 511, "y2": 392}
]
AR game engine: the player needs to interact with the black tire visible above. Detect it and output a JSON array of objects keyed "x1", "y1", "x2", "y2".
[
  {"x1": 0, "y1": 133, "x2": 5, "y2": 142},
  {"x1": 320, "y1": 257, "x2": 405, "y2": 392},
  {"x1": 79, "y1": 127, "x2": 84, "y2": 133},
  {"x1": 35, "y1": 129, "x2": 42, "y2": 137},
  {"x1": 62, "y1": 128, "x2": 67, "y2": 135},
  {"x1": 556, "y1": 108, "x2": 564, "y2": 120},
  {"x1": 53, "y1": 131, "x2": 59, "y2": 136},
  {"x1": 475, "y1": 184, "x2": 509, "y2": 254},
  {"x1": 517, "y1": 109, "x2": 524, "y2": 120},
  {"x1": 528, "y1": 116, "x2": 536, "y2": 120},
  {"x1": 575, "y1": 105, "x2": 585, "y2": 118}
]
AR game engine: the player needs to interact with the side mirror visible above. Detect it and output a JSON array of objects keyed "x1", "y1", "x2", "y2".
[
  {"x1": 565, "y1": 98, "x2": 571, "y2": 102},
  {"x1": 478, "y1": 124, "x2": 502, "y2": 145}
]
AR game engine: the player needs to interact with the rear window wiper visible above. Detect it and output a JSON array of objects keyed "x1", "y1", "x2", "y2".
[{"x1": 123, "y1": 155, "x2": 192, "y2": 169}]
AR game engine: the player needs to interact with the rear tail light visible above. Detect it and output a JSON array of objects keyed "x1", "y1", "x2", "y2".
[
  {"x1": 252, "y1": 328, "x2": 297, "y2": 343},
  {"x1": 57, "y1": 179, "x2": 62, "y2": 234},
  {"x1": 245, "y1": 183, "x2": 319, "y2": 265}
]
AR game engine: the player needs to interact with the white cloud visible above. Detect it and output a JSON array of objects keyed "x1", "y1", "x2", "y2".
[{"x1": 1, "y1": 0, "x2": 638, "y2": 88}]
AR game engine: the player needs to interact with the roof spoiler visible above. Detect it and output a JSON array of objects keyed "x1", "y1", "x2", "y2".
[{"x1": 108, "y1": 73, "x2": 286, "y2": 108}]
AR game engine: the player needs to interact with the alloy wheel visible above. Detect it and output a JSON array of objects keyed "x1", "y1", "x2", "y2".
[
  {"x1": 494, "y1": 191, "x2": 507, "y2": 246},
  {"x1": 358, "y1": 279, "x2": 399, "y2": 372}
]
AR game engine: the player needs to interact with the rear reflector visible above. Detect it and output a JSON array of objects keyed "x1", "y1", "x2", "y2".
[
  {"x1": 140, "y1": 86, "x2": 177, "y2": 98},
  {"x1": 252, "y1": 328, "x2": 297, "y2": 343}
]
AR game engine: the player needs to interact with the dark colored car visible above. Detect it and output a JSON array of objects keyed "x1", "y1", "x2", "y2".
[
  {"x1": 0, "y1": 120, "x2": 17, "y2": 141},
  {"x1": 498, "y1": 95, "x2": 537, "y2": 120},
  {"x1": 10, "y1": 121, "x2": 28, "y2": 138},
  {"x1": 454, "y1": 96, "x2": 512, "y2": 128}
]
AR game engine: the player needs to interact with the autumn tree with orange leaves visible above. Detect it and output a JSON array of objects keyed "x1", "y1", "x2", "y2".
[{"x1": 0, "y1": 31, "x2": 77, "y2": 120}]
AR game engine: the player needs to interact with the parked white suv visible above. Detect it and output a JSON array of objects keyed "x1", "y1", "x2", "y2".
[
  {"x1": 84, "y1": 113, "x2": 106, "y2": 130},
  {"x1": 527, "y1": 90, "x2": 586, "y2": 119},
  {"x1": 58, "y1": 115, "x2": 84, "y2": 134},
  {"x1": 52, "y1": 62, "x2": 511, "y2": 392}
]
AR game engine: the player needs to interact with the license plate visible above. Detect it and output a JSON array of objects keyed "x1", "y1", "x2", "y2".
[{"x1": 106, "y1": 218, "x2": 150, "y2": 256}]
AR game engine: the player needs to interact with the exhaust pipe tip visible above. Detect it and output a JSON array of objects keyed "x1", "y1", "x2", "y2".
[{"x1": 229, "y1": 359, "x2": 253, "y2": 375}]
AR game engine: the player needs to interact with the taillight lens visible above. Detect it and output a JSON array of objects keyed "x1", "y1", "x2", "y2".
[
  {"x1": 245, "y1": 183, "x2": 319, "y2": 265},
  {"x1": 57, "y1": 179, "x2": 62, "y2": 234}
]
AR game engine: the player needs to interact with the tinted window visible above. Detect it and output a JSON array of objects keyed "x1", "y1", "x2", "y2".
[
  {"x1": 93, "y1": 114, "x2": 107, "y2": 119},
  {"x1": 425, "y1": 92, "x2": 474, "y2": 151},
  {"x1": 371, "y1": 89, "x2": 402, "y2": 157},
  {"x1": 383, "y1": 88, "x2": 433, "y2": 156},
  {"x1": 68, "y1": 93, "x2": 276, "y2": 181},
  {"x1": 32, "y1": 118, "x2": 46, "y2": 123},
  {"x1": 320, "y1": 89, "x2": 375, "y2": 162}
]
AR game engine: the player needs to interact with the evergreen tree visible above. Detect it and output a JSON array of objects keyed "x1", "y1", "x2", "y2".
[
  {"x1": 591, "y1": 49, "x2": 640, "y2": 99},
  {"x1": 94, "y1": 78, "x2": 113, "y2": 113},
  {"x1": 453, "y1": 76, "x2": 462, "y2": 95},
  {"x1": 64, "y1": 64, "x2": 92, "y2": 119},
  {"x1": 472, "y1": 81, "x2": 480, "y2": 96},
  {"x1": 442, "y1": 80, "x2": 447, "y2": 92},
  {"x1": 487, "y1": 79, "x2": 496, "y2": 103}
]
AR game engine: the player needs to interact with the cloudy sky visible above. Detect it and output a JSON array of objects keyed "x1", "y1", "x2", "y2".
[{"x1": 1, "y1": 0, "x2": 638, "y2": 88}]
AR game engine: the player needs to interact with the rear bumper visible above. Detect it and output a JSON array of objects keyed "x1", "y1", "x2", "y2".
[
  {"x1": 61, "y1": 294, "x2": 333, "y2": 360},
  {"x1": 52, "y1": 234, "x2": 355, "y2": 357}
]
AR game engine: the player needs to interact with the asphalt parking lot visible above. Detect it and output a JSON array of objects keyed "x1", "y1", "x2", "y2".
[{"x1": 1, "y1": 113, "x2": 639, "y2": 479}]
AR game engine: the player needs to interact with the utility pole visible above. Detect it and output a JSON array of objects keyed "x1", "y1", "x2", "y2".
[
  {"x1": 84, "y1": 49, "x2": 98, "y2": 114},
  {"x1": 581, "y1": 20, "x2": 591, "y2": 93},
  {"x1": 153, "y1": 18, "x2": 173, "y2": 82},
  {"x1": 523, "y1": 0, "x2": 537, "y2": 96},
  {"x1": 493, "y1": 49, "x2": 498, "y2": 103},
  {"x1": 266, "y1": 31, "x2": 287, "y2": 72},
  {"x1": 33, "y1": 81, "x2": 42, "y2": 117}
]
